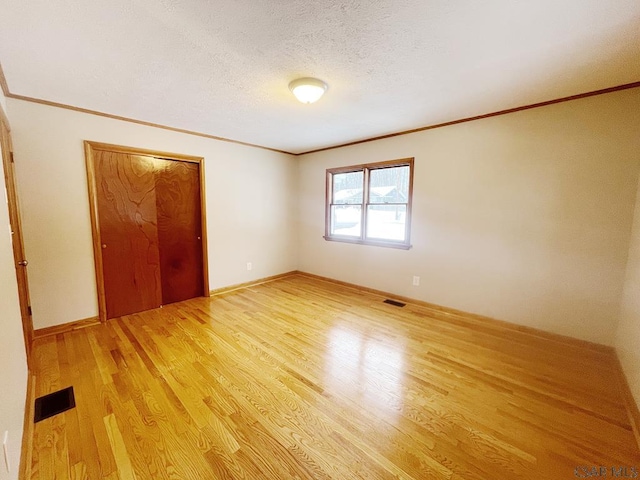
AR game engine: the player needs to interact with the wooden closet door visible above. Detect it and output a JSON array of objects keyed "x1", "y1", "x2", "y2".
[
  {"x1": 95, "y1": 151, "x2": 162, "y2": 318},
  {"x1": 155, "y1": 159, "x2": 204, "y2": 304}
]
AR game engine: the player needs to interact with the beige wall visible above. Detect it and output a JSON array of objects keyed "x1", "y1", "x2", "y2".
[
  {"x1": 0, "y1": 98, "x2": 28, "y2": 480},
  {"x1": 617, "y1": 174, "x2": 640, "y2": 407},
  {"x1": 298, "y1": 88, "x2": 640, "y2": 346},
  {"x1": 8, "y1": 99, "x2": 298, "y2": 330}
]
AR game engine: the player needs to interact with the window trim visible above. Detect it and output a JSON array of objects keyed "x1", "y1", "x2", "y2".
[{"x1": 324, "y1": 157, "x2": 414, "y2": 249}]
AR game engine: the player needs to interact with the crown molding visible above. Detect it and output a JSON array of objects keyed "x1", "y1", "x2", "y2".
[
  {"x1": 299, "y1": 80, "x2": 640, "y2": 155},
  {"x1": 1, "y1": 60, "x2": 638, "y2": 157}
]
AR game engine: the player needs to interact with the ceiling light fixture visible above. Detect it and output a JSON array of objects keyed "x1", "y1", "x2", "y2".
[{"x1": 289, "y1": 77, "x2": 328, "y2": 104}]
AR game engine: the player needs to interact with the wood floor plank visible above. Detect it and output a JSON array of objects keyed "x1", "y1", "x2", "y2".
[
  {"x1": 29, "y1": 274, "x2": 640, "y2": 479},
  {"x1": 103, "y1": 413, "x2": 137, "y2": 480}
]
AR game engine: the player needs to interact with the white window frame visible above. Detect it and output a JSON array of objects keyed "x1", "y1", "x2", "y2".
[{"x1": 324, "y1": 158, "x2": 414, "y2": 249}]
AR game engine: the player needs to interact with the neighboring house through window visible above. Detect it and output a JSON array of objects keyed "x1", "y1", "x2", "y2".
[{"x1": 325, "y1": 158, "x2": 414, "y2": 249}]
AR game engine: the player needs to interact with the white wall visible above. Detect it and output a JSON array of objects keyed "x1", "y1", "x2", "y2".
[
  {"x1": 0, "y1": 98, "x2": 28, "y2": 480},
  {"x1": 8, "y1": 99, "x2": 298, "y2": 329},
  {"x1": 617, "y1": 174, "x2": 640, "y2": 407},
  {"x1": 298, "y1": 88, "x2": 640, "y2": 346}
]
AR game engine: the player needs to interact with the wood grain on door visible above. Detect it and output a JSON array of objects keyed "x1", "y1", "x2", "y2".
[
  {"x1": 95, "y1": 151, "x2": 163, "y2": 318},
  {"x1": 155, "y1": 159, "x2": 204, "y2": 305}
]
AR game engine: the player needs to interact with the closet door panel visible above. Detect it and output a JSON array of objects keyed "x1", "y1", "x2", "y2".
[
  {"x1": 95, "y1": 152, "x2": 162, "y2": 318},
  {"x1": 155, "y1": 159, "x2": 204, "y2": 304}
]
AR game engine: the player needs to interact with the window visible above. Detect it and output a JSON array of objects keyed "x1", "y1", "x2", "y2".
[{"x1": 325, "y1": 158, "x2": 414, "y2": 249}]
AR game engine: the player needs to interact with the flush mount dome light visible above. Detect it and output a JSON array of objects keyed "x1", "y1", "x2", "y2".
[{"x1": 289, "y1": 77, "x2": 328, "y2": 104}]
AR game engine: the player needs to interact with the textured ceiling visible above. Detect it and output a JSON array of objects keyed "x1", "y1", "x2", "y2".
[{"x1": 0, "y1": 0, "x2": 639, "y2": 154}]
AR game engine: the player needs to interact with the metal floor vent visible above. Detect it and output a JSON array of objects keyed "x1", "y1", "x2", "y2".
[
  {"x1": 383, "y1": 299, "x2": 406, "y2": 307},
  {"x1": 34, "y1": 386, "x2": 76, "y2": 423}
]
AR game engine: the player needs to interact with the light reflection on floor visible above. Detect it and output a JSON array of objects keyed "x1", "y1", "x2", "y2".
[{"x1": 324, "y1": 324, "x2": 405, "y2": 421}]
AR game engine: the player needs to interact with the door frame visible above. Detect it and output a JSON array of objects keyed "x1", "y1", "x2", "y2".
[
  {"x1": 0, "y1": 103, "x2": 34, "y2": 367},
  {"x1": 84, "y1": 141, "x2": 210, "y2": 323}
]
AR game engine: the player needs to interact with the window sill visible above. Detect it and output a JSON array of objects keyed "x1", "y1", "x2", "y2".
[{"x1": 323, "y1": 235, "x2": 412, "y2": 250}]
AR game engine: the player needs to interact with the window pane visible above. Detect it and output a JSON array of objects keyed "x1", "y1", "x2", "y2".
[
  {"x1": 366, "y1": 205, "x2": 406, "y2": 241},
  {"x1": 331, "y1": 205, "x2": 362, "y2": 237},
  {"x1": 332, "y1": 171, "x2": 364, "y2": 204},
  {"x1": 369, "y1": 166, "x2": 409, "y2": 204}
]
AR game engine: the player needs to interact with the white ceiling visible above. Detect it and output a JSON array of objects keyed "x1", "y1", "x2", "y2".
[{"x1": 1, "y1": 0, "x2": 639, "y2": 154}]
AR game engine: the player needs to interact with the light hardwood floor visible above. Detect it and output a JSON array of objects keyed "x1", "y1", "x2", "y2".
[{"x1": 29, "y1": 274, "x2": 639, "y2": 479}]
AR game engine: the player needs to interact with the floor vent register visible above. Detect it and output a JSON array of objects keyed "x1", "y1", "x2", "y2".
[
  {"x1": 383, "y1": 299, "x2": 406, "y2": 307},
  {"x1": 34, "y1": 386, "x2": 76, "y2": 423}
]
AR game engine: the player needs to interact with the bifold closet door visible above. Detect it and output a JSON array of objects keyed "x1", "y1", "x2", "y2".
[
  {"x1": 95, "y1": 151, "x2": 162, "y2": 318},
  {"x1": 155, "y1": 159, "x2": 204, "y2": 305}
]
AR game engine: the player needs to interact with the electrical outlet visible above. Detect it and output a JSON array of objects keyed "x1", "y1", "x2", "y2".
[
  {"x1": 3, "y1": 430, "x2": 9, "y2": 473},
  {"x1": 412, "y1": 276, "x2": 420, "y2": 286},
  {"x1": 246, "y1": 262, "x2": 252, "y2": 271}
]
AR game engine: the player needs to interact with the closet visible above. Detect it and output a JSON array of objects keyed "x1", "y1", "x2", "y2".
[{"x1": 85, "y1": 142, "x2": 209, "y2": 321}]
